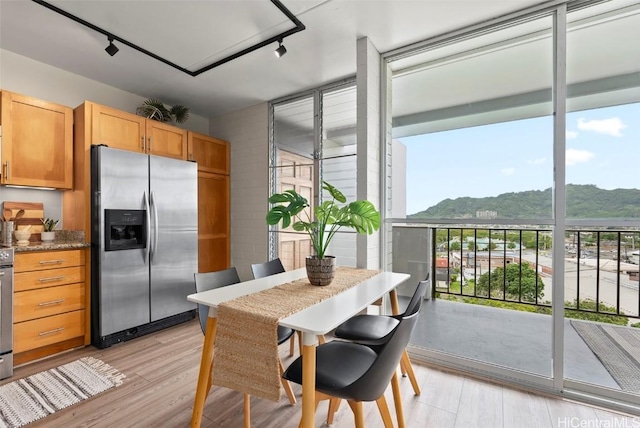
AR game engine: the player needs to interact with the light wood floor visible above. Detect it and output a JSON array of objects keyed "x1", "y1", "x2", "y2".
[{"x1": 4, "y1": 319, "x2": 636, "y2": 427}]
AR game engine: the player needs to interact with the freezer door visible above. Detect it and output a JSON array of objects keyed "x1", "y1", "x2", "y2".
[
  {"x1": 149, "y1": 155, "x2": 198, "y2": 321},
  {"x1": 94, "y1": 147, "x2": 151, "y2": 336}
]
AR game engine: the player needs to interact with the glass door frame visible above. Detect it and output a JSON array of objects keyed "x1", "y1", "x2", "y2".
[{"x1": 380, "y1": 0, "x2": 640, "y2": 413}]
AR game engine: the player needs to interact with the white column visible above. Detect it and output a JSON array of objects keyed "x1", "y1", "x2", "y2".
[{"x1": 356, "y1": 37, "x2": 381, "y2": 269}]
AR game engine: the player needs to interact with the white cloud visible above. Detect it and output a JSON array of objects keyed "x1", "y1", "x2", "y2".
[
  {"x1": 566, "y1": 130, "x2": 578, "y2": 140},
  {"x1": 527, "y1": 158, "x2": 546, "y2": 165},
  {"x1": 566, "y1": 148, "x2": 595, "y2": 166},
  {"x1": 577, "y1": 117, "x2": 626, "y2": 137},
  {"x1": 500, "y1": 167, "x2": 515, "y2": 176}
]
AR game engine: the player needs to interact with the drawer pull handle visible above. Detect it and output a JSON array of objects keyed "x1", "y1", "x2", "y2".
[
  {"x1": 38, "y1": 276, "x2": 65, "y2": 283},
  {"x1": 38, "y1": 299, "x2": 65, "y2": 307},
  {"x1": 39, "y1": 259, "x2": 65, "y2": 265},
  {"x1": 39, "y1": 327, "x2": 65, "y2": 336}
]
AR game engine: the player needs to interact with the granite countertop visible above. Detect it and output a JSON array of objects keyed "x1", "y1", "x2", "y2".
[{"x1": 12, "y1": 230, "x2": 90, "y2": 252}]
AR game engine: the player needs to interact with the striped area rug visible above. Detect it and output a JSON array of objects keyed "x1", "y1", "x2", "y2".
[{"x1": 0, "y1": 356, "x2": 125, "y2": 428}]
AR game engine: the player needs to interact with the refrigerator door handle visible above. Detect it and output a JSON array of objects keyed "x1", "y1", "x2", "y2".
[
  {"x1": 150, "y1": 191, "x2": 159, "y2": 263},
  {"x1": 95, "y1": 189, "x2": 102, "y2": 248},
  {"x1": 144, "y1": 191, "x2": 151, "y2": 263}
]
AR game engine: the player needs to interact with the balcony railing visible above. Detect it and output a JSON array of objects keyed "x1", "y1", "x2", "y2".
[{"x1": 392, "y1": 226, "x2": 640, "y2": 324}]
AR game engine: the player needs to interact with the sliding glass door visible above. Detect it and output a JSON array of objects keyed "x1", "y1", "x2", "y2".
[
  {"x1": 386, "y1": 11, "x2": 556, "y2": 387},
  {"x1": 384, "y1": 0, "x2": 640, "y2": 409},
  {"x1": 563, "y1": 0, "x2": 640, "y2": 404}
]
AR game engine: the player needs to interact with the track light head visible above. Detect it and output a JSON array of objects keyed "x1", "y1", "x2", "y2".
[
  {"x1": 105, "y1": 37, "x2": 119, "y2": 56},
  {"x1": 274, "y1": 39, "x2": 287, "y2": 58}
]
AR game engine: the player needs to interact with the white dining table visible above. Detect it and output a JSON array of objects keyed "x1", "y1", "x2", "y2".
[{"x1": 187, "y1": 268, "x2": 411, "y2": 428}]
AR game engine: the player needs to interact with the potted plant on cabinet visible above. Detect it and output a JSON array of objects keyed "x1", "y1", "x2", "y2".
[
  {"x1": 136, "y1": 98, "x2": 190, "y2": 124},
  {"x1": 266, "y1": 181, "x2": 380, "y2": 286}
]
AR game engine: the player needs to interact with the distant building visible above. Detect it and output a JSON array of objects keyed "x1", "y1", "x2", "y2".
[
  {"x1": 435, "y1": 257, "x2": 450, "y2": 282},
  {"x1": 476, "y1": 210, "x2": 498, "y2": 219},
  {"x1": 452, "y1": 251, "x2": 518, "y2": 270}
]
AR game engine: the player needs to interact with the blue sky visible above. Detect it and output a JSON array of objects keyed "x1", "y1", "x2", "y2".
[{"x1": 398, "y1": 103, "x2": 640, "y2": 215}]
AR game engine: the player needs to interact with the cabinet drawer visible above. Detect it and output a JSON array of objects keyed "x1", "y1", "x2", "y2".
[
  {"x1": 15, "y1": 250, "x2": 85, "y2": 273},
  {"x1": 14, "y1": 266, "x2": 85, "y2": 292},
  {"x1": 14, "y1": 283, "x2": 85, "y2": 322},
  {"x1": 14, "y1": 310, "x2": 85, "y2": 354}
]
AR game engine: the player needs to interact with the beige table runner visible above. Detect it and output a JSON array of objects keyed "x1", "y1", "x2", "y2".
[{"x1": 212, "y1": 267, "x2": 380, "y2": 401}]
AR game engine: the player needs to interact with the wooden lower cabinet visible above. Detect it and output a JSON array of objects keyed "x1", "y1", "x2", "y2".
[
  {"x1": 14, "y1": 283, "x2": 85, "y2": 323},
  {"x1": 13, "y1": 248, "x2": 89, "y2": 365},
  {"x1": 14, "y1": 311, "x2": 85, "y2": 354}
]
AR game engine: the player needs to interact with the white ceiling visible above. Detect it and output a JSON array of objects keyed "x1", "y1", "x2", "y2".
[{"x1": 0, "y1": 0, "x2": 549, "y2": 119}]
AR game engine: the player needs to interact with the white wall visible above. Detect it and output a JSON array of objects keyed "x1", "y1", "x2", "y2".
[
  {"x1": 0, "y1": 49, "x2": 209, "y2": 133},
  {"x1": 209, "y1": 103, "x2": 269, "y2": 281},
  {"x1": 0, "y1": 49, "x2": 210, "y2": 227}
]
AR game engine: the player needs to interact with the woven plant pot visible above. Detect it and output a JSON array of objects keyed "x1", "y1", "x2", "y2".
[{"x1": 305, "y1": 255, "x2": 336, "y2": 286}]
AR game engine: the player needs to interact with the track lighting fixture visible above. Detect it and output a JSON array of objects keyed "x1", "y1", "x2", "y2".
[
  {"x1": 274, "y1": 39, "x2": 287, "y2": 58},
  {"x1": 105, "y1": 36, "x2": 119, "y2": 56},
  {"x1": 34, "y1": 0, "x2": 304, "y2": 74}
]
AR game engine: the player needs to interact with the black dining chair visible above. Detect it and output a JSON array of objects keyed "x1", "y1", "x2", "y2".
[
  {"x1": 329, "y1": 276, "x2": 429, "y2": 427},
  {"x1": 250, "y1": 258, "x2": 286, "y2": 279},
  {"x1": 335, "y1": 274, "x2": 429, "y2": 380},
  {"x1": 282, "y1": 281, "x2": 425, "y2": 428},
  {"x1": 194, "y1": 267, "x2": 297, "y2": 428},
  {"x1": 250, "y1": 258, "x2": 303, "y2": 354}
]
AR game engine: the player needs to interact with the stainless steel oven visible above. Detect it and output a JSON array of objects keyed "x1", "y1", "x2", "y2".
[{"x1": 0, "y1": 247, "x2": 14, "y2": 380}]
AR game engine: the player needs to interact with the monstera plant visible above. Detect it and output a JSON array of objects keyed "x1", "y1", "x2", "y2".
[{"x1": 266, "y1": 181, "x2": 380, "y2": 285}]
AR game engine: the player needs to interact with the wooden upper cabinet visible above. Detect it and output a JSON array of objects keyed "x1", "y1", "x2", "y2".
[
  {"x1": 0, "y1": 91, "x2": 73, "y2": 189},
  {"x1": 187, "y1": 132, "x2": 230, "y2": 175},
  {"x1": 88, "y1": 102, "x2": 187, "y2": 160},
  {"x1": 146, "y1": 120, "x2": 188, "y2": 160},
  {"x1": 90, "y1": 103, "x2": 145, "y2": 153}
]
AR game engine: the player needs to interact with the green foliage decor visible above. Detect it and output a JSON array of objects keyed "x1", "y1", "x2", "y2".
[
  {"x1": 266, "y1": 181, "x2": 381, "y2": 259},
  {"x1": 476, "y1": 262, "x2": 544, "y2": 302},
  {"x1": 40, "y1": 218, "x2": 59, "y2": 232},
  {"x1": 136, "y1": 98, "x2": 190, "y2": 124}
]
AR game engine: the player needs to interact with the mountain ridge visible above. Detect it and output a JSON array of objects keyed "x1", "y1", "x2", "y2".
[{"x1": 408, "y1": 184, "x2": 640, "y2": 219}]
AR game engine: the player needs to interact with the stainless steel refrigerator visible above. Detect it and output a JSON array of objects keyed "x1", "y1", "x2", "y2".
[{"x1": 91, "y1": 146, "x2": 197, "y2": 348}]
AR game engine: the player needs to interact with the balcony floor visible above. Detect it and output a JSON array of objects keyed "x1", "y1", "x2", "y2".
[{"x1": 408, "y1": 298, "x2": 625, "y2": 391}]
